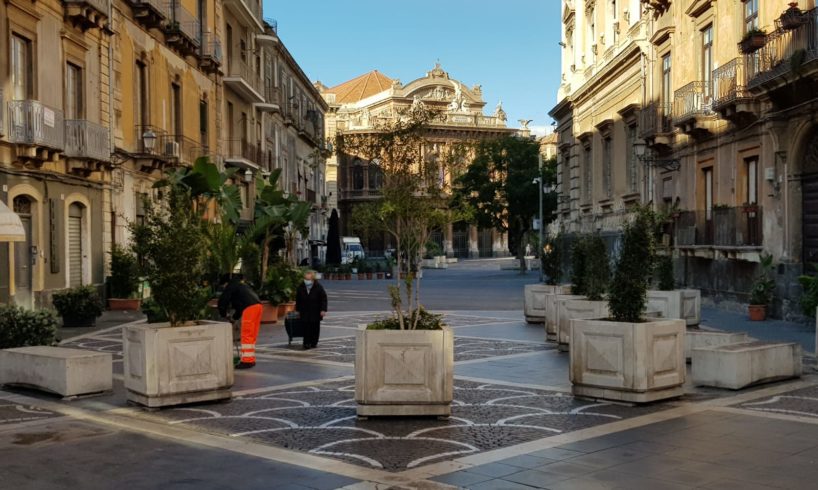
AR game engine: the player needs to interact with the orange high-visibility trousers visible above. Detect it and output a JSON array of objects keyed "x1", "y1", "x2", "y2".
[{"x1": 240, "y1": 303, "x2": 262, "y2": 364}]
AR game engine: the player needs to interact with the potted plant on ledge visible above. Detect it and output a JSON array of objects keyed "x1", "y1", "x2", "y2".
[
  {"x1": 107, "y1": 244, "x2": 142, "y2": 311},
  {"x1": 125, "y1": 158, "x2": 239, "y2": 408},
  {"x1": 739, "y1": 28, "x2": 767, "y2": 54},
  {"x1": 570, "y1": 208, "x2": 686, "y2": 403},
  {"x1": 749, "y1": 253, "x2": 775, "y2": 321},
  {"x1": 53, "y1": 285, "x2": 104, "y2": 328},
  {"x1": 781, "y1": 3, "x2": 805, "y2": 30}
]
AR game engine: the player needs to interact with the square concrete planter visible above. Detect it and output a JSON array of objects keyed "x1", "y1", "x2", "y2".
[
  {"x1": 557, "y1": 299, "x2": 609, "y2": 352},
  {"x1": 570, "y1": 318, "x2": 686, "y2": 403},
  {"x1": 546, "y1": 293, "x2": 584, "y2": 341},
  {"x1": 355, "y1": 326, "x2": 453, "y2": 417},
  {"x1": 685, "y1": 330, "x2": 749, "y2": 362},
  {"x1": 647, "y1": 289, "x2": 701, "y2": 326},
  {"x1": 123, "y1": 320, "x2": 234, "y2": 408},
  {"x1": 692, "y1": 341, "x2": 802, "y2": 389},
  {"x1": 0, "y1": 346, "x2": 112, "y2": 398},
  {"x1": 524, "y1": 284, "x2": 572, "y2": 324}
]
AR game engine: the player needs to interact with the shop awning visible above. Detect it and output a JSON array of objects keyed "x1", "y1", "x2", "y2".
[{"x1": 0, "y1": 200, "x2": 25, "y2": 242}]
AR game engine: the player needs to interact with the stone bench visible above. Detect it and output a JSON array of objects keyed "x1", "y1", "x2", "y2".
[
  {"x1": 685, "y1": 330, "x2": 750, "y2": 362},
  {"x1": 692, "y1": 341, "x2": 801, "y2": 390},
  {"x1": 0, "y1": 346, "x2": 112, "y2": 398}
]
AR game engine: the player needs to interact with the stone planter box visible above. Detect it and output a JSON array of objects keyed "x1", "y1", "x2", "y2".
[
  {"x1": 355, "y1": 326, "x2": 453, "y2": 417},
  {"x1": 0, "y1": 346, "x2": 112, "y2": 398},
  {"x1": 647, "y1": 289, "x2": 701, "y2": 326},
  {"x1": 546, "y1": 294, "x2": 583, "y2": 341},
  {"x1": 557, "y1": 299, "x2": 609, "y2": 351},
  {"x1": 524, "y1": 284, "x2": 571, "y2": 324},
  {"x1": 685, "y1": 330, "x2": 749, "y2": 362},
  {"x1": 692, "y1": 341, "x2": 801, "y2": 389},
  {"x1": 123, "y1": 321, "x2": 234, "y2": 408},
  {"x1": 108, "y1": 298, "x2": 142, "y2": 311},
  {"x1": 570, "y1": 318, "x2": 686, "y2": 403}
]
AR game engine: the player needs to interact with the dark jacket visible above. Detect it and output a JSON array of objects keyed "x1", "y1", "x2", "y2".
[
  {"x1": 295, "y1": 281, "x2": 328, "y2": 323},
  {"x1": 218, "y1": 279, "x2": 261, "y2": 320}
]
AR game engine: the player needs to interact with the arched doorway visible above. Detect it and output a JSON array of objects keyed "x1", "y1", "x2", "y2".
[
  {"x1": 67, "y1": 202, "x2": 87, "y2": 286},
  {"x1": 12, "y1": 195, "x2": 33, "y2": 307},
  {"x1": 802, "y1": 131, "x2": 818, "y2": 267}
]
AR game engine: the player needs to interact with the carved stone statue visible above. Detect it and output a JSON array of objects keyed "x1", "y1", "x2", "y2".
[
  {"x1": 519, "y1": 119, "x2": 533, "y2": 130},
  {"x1": 412, "y1": 95, "x2": 424, "y2": 110},
  {"x1": 494, "y1": 101, "x2": 507, "y2": 122}
]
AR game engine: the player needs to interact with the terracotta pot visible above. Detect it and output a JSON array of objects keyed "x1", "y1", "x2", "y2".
[
  {"x1": 283, "y1": 301, "x2": 296, "y2": 314},
  {"x1": 357, "y1": 273, "x2": 365, "y2": 280},
  {"x1": 108, "y1": 298, "x2": 142, "y2": 311},
  {"x1": 739, "y1": 34, "x2": 766, "y2": 54},
  {"x1": 345, "y1": 273, "x2": 352, "y2": 280},
  {"x1": 748, "y1": 304, "x2": 767, "y2": 321},
  {"x1": 366, "y1": 273, "x2": 373, "y2": 280},
  {"x1": 207, "y1": 298, "x2": 219, "y2": 308},
  {"x1": 261, "y1": 301, "x2": 278, "y2": 325},
  {"x1": 377, "y1": 272, "x2": 384, "y2": 279},
  {"x1": 277, "y1": 303, "x2": 288, "y2": 320}
]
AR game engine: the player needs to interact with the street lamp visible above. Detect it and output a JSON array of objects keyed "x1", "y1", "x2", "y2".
[
  {"x1": 535, "y1": 154, "x2": 544, "y2": 282},
  {"x1": 244, "y1": 169, "x2": 253, "y2": 183},
  {"x1": 142, "y1": 129, "x2": 157, "y2": 152}
]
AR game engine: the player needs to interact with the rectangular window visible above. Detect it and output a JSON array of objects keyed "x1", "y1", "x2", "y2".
[
  {"x1": 626, "y1": 124, "x2": 637, "y2": 193},
  {"x1": 11, "y1": 34, "x2": 33, "y2": 100},
  {"x1": 65, "y1": 63, "x2": 83, "y2": 119},
  {"x1": 610, "y1": 0, "x2": 618, "y2": 44},
  {"x1": 583, "y1": 145, "x2": 593, "y2": 204},
  {"x1": 226, "y1": 24, "x2": 233, "y2": 65},
  {"x1": 199, "y1": 99, "x2": 208, "y2": 144},
  {"x1": 702, "y1": 25, "x2": 713, "y2": 98},
  {"x1": 171, "y1": 83, "x2": 182, "y2": 140},
  {"x1": 704, "y1": 167, "x2": 714, "y2": 219},
  {"x1": 603, "y1": 137, "x2": 612, "y2": 198},
  {"x1": 662, "y1": 54, "x2": 672, "y2": 125},
  {"x1": 744, "y1": 0, "x2": 759, "y2": 32},
  {"x1": 746, "y1": 157, "x2": 758, "y2": 204}
]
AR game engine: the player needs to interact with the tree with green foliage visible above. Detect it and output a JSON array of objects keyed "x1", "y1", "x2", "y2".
[
  {"x1": 542, "y1": 233, "x2": 563, "y2": 285},
  {"x1": 584, "y1": 233, "x2": 610, "y2": 301},
  {"x1": 655, "y1": 255, "x2": 676, "y2": 291},
  {"x1": 108, "y1": 244, "x2": 140, "y2": 298},
  {"x1": 570, "y1": 236, "x2": 588, "y2": 296},
  {"x1": 452, "y1": 137, "x2": 557, "y2": 272},
  {"x1": 609, "y1": 207, "x2": 656, "y2": 323}
]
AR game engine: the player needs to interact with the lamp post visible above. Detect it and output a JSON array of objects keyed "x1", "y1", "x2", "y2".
[{"x1": 536, "y1": 153, "x2": 544, "y2": 283}]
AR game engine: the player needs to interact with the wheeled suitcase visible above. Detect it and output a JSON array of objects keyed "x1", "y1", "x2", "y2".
[{"x1": 284, "y1": 312, "x2": 304, "y2": 345}]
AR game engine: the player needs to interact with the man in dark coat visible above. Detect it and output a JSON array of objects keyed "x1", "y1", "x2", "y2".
[
  {"x1": 295, "y1": 270, "x2": 328, "y2": 349},
  {"x1": 218, "y1": 274, "x2": 262, "y2": 369}
]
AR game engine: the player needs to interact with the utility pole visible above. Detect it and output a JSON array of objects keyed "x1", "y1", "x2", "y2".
[{"x1": 538, "y1": 153, "x2": 544, "y2": 283}]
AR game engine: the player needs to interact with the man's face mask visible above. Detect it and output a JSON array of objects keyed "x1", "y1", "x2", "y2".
[{"x1": 305, "y1": 280, "x2": 314, "y2": 287}]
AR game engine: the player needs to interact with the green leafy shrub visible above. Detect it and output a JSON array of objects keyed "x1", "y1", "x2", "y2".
[
  {"x1": 584, "y1": 233, "x2": 610, "y2": 301},
  {"x1": 108, "y1": 244, "x2": 140, "y2": 299},
  {"x1": 0, "y1": 305, "x2": 58, "y2": 349},
  {"x1": 750, "y1": 253, "x2": 776, "y2": 306},
  {"x1": 542, "y1": 233, "x2": 562, "y2": 285},
  {"x1": 799, "y1": 268, "x2": 818, "y2": 316},
  {"x1": 367, "y1": 308, "x2": 444, "y2": 330},
  {"x1": 141, "y1": 297, "x2": 169, "y2": 324},
  {"x1": 423, "y1": 241, "x2": 443, "y2": 259},
  {"x1": 609, "y1": 208, "x2": 656, "y2": 323},
  {"x1": 260, "y1": 261, "x2": 303, "y2": 304},
  {"x1": 52, "y1": 285, "x2": 104, "y2": 319},
  {"x1": 655, "y1": 255, "x2": 675, "y2": 291},
  {"x1": 570, "y1": 236, "x2": 588, "y2": 296}
]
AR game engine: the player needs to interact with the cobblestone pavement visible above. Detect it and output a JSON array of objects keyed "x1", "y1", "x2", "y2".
[
  {"x1": 734, "y1": 384, "x2": 818, "y2": 419},
  {"x1": 137, "y1": 379, "x2": 667, "y2": 472},
  {"x1": 0, "y1": 394, "x2": 59, "y2": 426},
  {"x1": 259, "y1": 335, "x2": 553, "y2": 364}
]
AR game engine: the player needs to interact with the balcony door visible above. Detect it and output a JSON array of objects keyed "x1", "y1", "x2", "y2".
[
  {"x1": 11, "y1": 34, "x2": 32, "y2": 100},
  {"x1": 65, "y1": 63, "x2": 83, "y2": 120},
  {"x1": 701, "y1": 25, "x2": 713, "y2": 103}
]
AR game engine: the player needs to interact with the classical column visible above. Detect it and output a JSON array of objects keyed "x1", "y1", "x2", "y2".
[
  {"x1": 443, "y1": 222, "x2": 454, "y2": 257},
  {"x1": 468, "y1": 225, "x2": 479, "y2": 259}
]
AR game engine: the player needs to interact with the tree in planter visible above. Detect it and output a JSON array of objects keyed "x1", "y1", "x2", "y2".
[
  {"x1": 52, "y1": 285, "x2": 104, "y2": 327},
  {"x1": 452, "y1": 139, "x2": 557, "y2": 273},
  {"x1": 655, "y1": 254, "x2": 676, "y2": 291},
  {"x1": 338, "y1": 105, "x2": 449, "y2": 330},
  {"x1": 108, "y1": 244, "x2": 140, "y2": 299},
  {"x1": 583, "y1": 233, "x2": 610, "y2": 301},
  {"x1": 0, "y1": 305, "x2": 58, "y2": 349},
  {"x1": 570, "y1": 235, "x2": 589, "y2": 296},
  {"x1": 750, "y1": 253, "x2": 776, "y2": 308},
  {"x1": 608, "y1": 208, "x2": 656, "y2": 322},
  {"x1": 541, "y1": 233, "x2": 563, "y2": 286}
]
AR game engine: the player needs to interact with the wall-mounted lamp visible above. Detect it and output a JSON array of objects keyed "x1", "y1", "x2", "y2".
[
  {"x1": 634, "y1": 140, "x2": 680, "y2": 171},
  {"x1": 244, "y1": 169, "x2": 253, "y2": 183},
  {"x1": 142, "y1": 129, "x2": 157, "y2": 152}
]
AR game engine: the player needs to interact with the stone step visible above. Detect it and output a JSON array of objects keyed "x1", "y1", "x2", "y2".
[
  {"x1": 692, "y1": 341, "x2": 802, "y2": 390},
  {"x1": 685, "y1": 330, "x2": 751, "y2": 362},
  {"x1": 0, "y1": 346, "x2": 112, "y2": 398}
]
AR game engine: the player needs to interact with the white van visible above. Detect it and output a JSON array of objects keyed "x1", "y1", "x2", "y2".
[{"x1": 341, "y1": 236, "x2": 365, "y2": 264}]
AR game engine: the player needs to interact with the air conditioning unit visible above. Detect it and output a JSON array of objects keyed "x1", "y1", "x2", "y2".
[{"x1": 165, "y1": 141, "x2": 181, "y2": 159}]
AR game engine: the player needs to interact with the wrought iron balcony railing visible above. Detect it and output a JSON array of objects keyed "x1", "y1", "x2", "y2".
[
  {"x1": 65, "y1": 120, "x2": 110, "y2": 162},
  {"x1": 225, "y1": 60, "x2": 263, "y2": 94},
  {"x1": 166, "y1": 0, "x2": 201, "y2": 47},
  {"x1": 7, "y1": 100, "x2": 65, "y2": 150},
  {"x1": 64, "y1": 0, "x2": 110, "y2": 16},
  {"x1": 165, "y1": 135, "x2": 207, "y2": 165},
  {"x1": 674, "y1": 206, "x2": 763, "y2": 248},
  {"x1": 199, "y1": 32, "x2": 222, "y2": 64},
  {"x1": 127, "y1": 0, "x2": 171, "y2": 21},
  {"x1": 639, "y1": 102, "x2": 673, "y2": 137},
  {"x1": 713, "y1": 58, "x2": 750, "y2": 109},
  {"x1": 223, "y1": 139, "x2": 262, "y2": 166},
  {"x1": 673, "y1": 81, "x2": 713, "y2": 122},
  {"x1": 748, "y1": 8, "x2": 818, "y2": 87}
]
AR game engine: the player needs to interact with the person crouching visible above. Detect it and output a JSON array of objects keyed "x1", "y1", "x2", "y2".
[{"x1": 218, "y1": 274, "x2": 262, "y2": 369}]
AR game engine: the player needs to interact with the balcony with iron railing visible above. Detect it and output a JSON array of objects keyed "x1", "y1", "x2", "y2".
[
  {"x1": 127, "y1": 0, "x2": 171, "y2": 28},
  {"x1": 255, "y1": 84, "x2": 281, "y2": 112},
  {"x1": 673, "y1": 81, "x2": 717, "y2": 135},
  {"x1": 65, "y1": 120, "x2": 110, "y2": 162},
  {"x1": 674, "y1": 206, "x2": 763, "y2": 250},
  {"x1": 257, "y1": 18, "x2": 279, "y2": 45},
  {"x1": 164, "y1": 0, "x2": 201, "y2": 56},
  {"x1": 165, "y1": 135, "x2": 207, "y2": 165},
  {"x1": 63, "y1": 0, "x2": 110, "y2": 30},
  {"x1": 224, "y1": 59, "x2": 264, "y2": 103},
  {"x1": 223, "y1": 139, "x2": 262, "y2": 169},
  {"x1": 7, "y1": 100, "x2": 65, "y2": 152},
  {"x1": 712, "y1": 58, "x2": 756, "y2": 121},
  {"x1": 639, "y1": 101, "x2": 673, "y2": 149},
  {"x1": 747, "y1": 8, "x2": 818, "y2": 89},
  {"x1": 223, "y1": 0, "x2": 263, "y2": 30},
  {"x1": 199, "y1": 32, "x2": 222, "y2": 73}
]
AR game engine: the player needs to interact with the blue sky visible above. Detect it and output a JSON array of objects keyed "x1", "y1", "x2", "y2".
[{"x1": 265, "y1": 0, "x2": 562, "y2": 135}]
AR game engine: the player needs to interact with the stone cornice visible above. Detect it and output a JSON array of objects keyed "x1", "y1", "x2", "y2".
[
  {"x1": 650, "y1": 25, "x2": 674, "y2": 45},
  {"x1": 685, "y1": 0, "x2": 715, "y2": 18},
  {"x1": 549, "y1": 97, "x2": 575, "y2": 120},
  {"x1": 570, "y1": 43, "x2": 642, "y2": 107}
]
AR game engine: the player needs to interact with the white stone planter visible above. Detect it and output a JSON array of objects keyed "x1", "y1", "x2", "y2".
[
  {"x1": 692, "y1": 341, "x2": 801, "y2": 389},
  {"x1": 557, "y1": 299, "x2": 609, "y2": 351},
  {"x1": 570, "y1": 318, "x2": 686, "y2": 403},
  {"x1": 647, "y1": 289, "x2": 701, "y2": 326},
  {"x1": 0, "y1": 347, "x2": 112, "y2": 398},
  {"x1": 355, "y1": 326, "x2": 453, "y2": 417},
  {"x1": 524, "y1": 284, "x2": 571, "y2": 324},
  {"x1": 546, "y1": 293, "x2": 583, "y2": 341},
  {"x1": 685, "y1": 330, "x2": 749, "y2": 361},
  {"x1": 123, "y1": 321, "x2": 234, "y2": 408}
]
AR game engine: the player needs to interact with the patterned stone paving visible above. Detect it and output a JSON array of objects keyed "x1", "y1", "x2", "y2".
[
  {"x1": 0, "y1": 396, "x2": 59, "y2": 425},
  {"x1": 61, "y1": 336, "x2": 124, "y2": 362},
  {"x1": 321, "y1": 312, "x2": 517, "y2": 330},
  {"x1": 140, "y1": 379, "x2": 666, "y2": 472},
  {"x1": 258, "y1": 336, "x2": 553, "y2": 364},
  {"x1": 735, "y1": 384, "x2": 818, "y2": 419}
]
